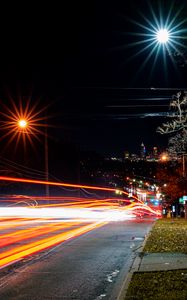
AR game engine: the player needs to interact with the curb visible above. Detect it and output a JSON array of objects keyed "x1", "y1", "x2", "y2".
[{"x1": 117, "y1": 230, "x2": 153, "y2": 300}]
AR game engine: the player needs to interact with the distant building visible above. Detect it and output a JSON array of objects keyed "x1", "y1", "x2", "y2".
[
  {"x1": 110, "y1": 157, "x2": 122, "y2": 162},
  {"x1": 140, "y1": 142, "x2": 146, "y2": 159},
  {"x1": 153, "y1": 146, "x2": 158, "y2": 158},
  {"x1": 131, "y1": 153, "x2": 138, "y2": 161},
  {"x1": 124, "y1": 151, "x2": 130, "y2": 160},
  {"x1": 146, "y1": 155, "x2": 153, "y2": 162}
]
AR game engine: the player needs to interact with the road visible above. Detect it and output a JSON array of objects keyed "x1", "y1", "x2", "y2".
[{"x1": 0, "y1": 218, "x2": 154, "y2": 300}]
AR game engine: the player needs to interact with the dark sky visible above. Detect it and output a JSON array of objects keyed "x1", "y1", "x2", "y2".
[{"x1": 0, "y1": 0, "x2": 187, "y2": 159}]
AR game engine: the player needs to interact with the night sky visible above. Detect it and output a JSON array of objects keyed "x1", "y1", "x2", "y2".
[{"x1": 0, "y1": 0, "x2": 187, "y2": 163}]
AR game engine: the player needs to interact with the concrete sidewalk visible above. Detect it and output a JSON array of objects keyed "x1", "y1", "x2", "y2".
[
  {"x1": 117, "y1": 247, "x2": 187, "y2": 299},
  {"x1": 139, "y1": 252, "x2": 187, "y2": 272}
]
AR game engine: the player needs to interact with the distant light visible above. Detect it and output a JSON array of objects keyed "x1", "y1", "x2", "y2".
[
  {"x1": 18, "y1": 119, "x2": 27, "y2": 128},
  {"x1": 156, "y1": 29, "x2": 169, "y2": 44},
  {"x1": 115, "y1": 189, "x2": 122, "y2": 195},
  {"x1": 126, "y1": 4, "x2": 186, "y2": 75},
  {"x1": 162, "y1": 155, "x2": 167, "y2": 160},
  {"x1": 156, "y1": 193, "x2": 161, "y2": 199}
]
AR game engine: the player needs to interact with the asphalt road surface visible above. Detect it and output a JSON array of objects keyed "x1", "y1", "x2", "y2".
[{"x1": 0, "y1": 219, "x2": 154, "y2": 300}]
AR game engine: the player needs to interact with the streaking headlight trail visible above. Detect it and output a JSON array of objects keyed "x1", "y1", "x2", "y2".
[{"x1": 0, "y1": 177, "x2": 161, "y2": 270}]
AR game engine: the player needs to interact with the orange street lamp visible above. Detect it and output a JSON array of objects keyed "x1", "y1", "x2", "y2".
[
  {"x1": 160, "y1": 153, "x2": 169, "y2": 162},
  {"x1": 1, "y1": 99, "x2": 49, "y2": 196},
  {"x1": 161, "y1": 155, "x2": 167, "y2": 161},
  {"x1": 18, "y1": 119, "x2": 28, "y2": 129},
  {"x1": 17, "y1": 118, "x2": 49, "y2": 197}
]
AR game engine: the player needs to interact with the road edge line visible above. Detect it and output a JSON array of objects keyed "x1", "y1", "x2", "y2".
[{"x1": 117, "y1": 226, "x2": 153, "y2": 300}]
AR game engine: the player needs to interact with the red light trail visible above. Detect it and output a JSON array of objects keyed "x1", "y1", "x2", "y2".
[
  {"x1": 0, "y1": 176, "x2": 140, "y2": 201},
  {"x1": 0, "y1": 177, "x2": 161, "y2": 270}
]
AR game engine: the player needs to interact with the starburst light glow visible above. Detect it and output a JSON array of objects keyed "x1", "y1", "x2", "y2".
[
  {"x1": 125, "y1": 2, "x2": 187, "y2": 77},
  {"x1": 0, "y1": 95, "x2": 49, "y2": 150},
  {"x1": 156, "y1": 29, "x2": 169, "y2": 43},
  {"x1": 18, "y1": 119, "x2": 28, "y2": 129}
]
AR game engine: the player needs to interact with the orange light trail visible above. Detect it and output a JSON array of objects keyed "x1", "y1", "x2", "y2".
[
  {"x1": 0, "y1": 176, "x2": 119, "y2": 191},
  {"x1": 0, "y1": 201, "x2": 160, "y2": 270},
  {"x1": 0, "y1": 221, "x2": 106, "y2": 269},
  {"x1": 0, "y1": 221, "x2": 80, "y2": 249},
  {"x1": 0, "y1": 176, "x2": 142, "y2": 204},
  {"x1": 0, "y1": 218, "x2": 43, "y2": 230},
  {"x1": 0, "y1": 179, "x2": 161, "y2": 270}
]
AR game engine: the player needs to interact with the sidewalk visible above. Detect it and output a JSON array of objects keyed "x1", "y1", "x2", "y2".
[
  {"x1": 118, "y1": 248, "x2": 187, "y2": 300},
  {"x1": 117, "y1": 219, "x2": 187, "y2": 300},
  {"x1": 139, "y1": 252, "x2": 187, "y2": 272}
]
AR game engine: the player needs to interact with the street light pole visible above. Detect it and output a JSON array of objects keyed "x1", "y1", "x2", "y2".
[
  {"x1": 45, "y1": 125, "x2": 49, "y2": 197},
  {"x1": 17, "y1": 117, "x2": 50, "y2": 197}
]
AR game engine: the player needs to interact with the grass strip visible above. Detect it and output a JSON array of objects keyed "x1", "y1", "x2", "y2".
[
  {"x1": 125, "y1": 269, "x2": 187, "y2": 300},
  {"x1": 143, "y1": 219, "x2": 187, "y2": 253}
]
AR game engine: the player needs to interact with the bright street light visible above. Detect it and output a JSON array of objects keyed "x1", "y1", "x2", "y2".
[
  {"x1": 0, "y1": 99, "x2": 49, "y2": 196},
  {"x1": 156, "y1": 29, "x2": 169, "y2": 44},
  {"x1": 18, "y1": 119, "x2": 28, "y2": 129},
  {"x1": 125, "y1": 3, "x2": 187, "y2": 74},
  {"x1": 17, "y1": 117, "x2": 49, "y2": 197},
  {"x1": 160, "y1": 153, "x2": 169, "y2": 162},
  {"x1": 161, "y1": 155, "x2": 167, "y2": 161}
]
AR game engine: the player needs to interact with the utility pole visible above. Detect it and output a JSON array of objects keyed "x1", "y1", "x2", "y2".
[
  {"x1": 182, "y1": 153, "x2": 186, "y2": 177},
  {"x1": 185, "y1": 201, "x2": 187, "y2": 219}
]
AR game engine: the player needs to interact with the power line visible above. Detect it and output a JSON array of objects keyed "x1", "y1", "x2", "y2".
[
  {"x1": 107, "y1": 104, "x2": 169, "y2": 108},
  {"x1": 74, "y1": 87, "x2": 187, "y2": 91}
]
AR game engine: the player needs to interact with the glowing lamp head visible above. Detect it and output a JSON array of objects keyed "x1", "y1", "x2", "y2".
[
  {"x1": 156, "y1": 29, "x2": 169, "y2": 43},
  {"x1": 18, "y1": 119, "x2": 27, "y2": 129},
  {"x1": 161, "y1": 155, "x2": 167, "y2": 161}
]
